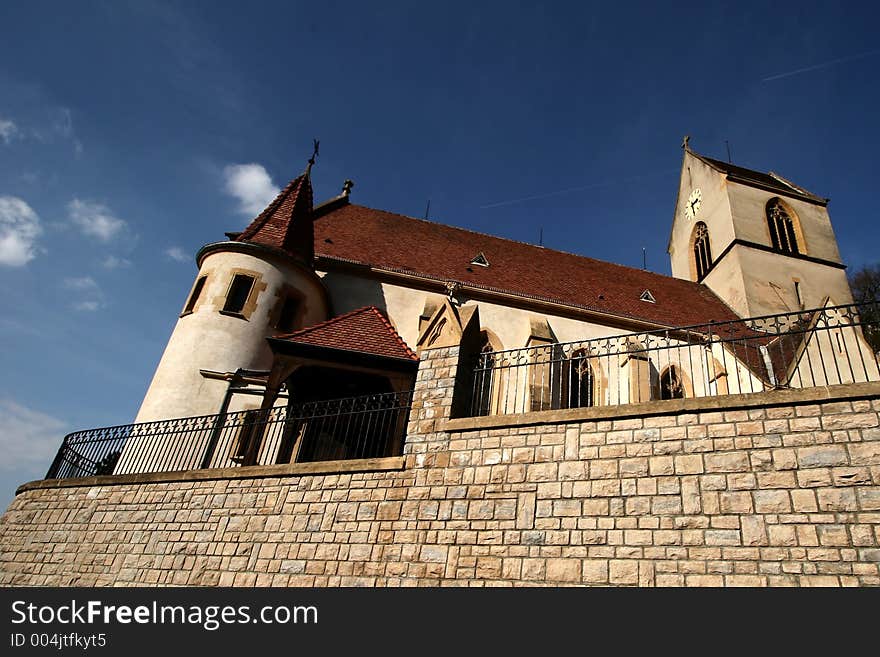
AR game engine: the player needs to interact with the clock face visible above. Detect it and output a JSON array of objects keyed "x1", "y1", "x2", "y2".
[{"x1": 685, "y1": 188, "x2": 703, "y2": 219}]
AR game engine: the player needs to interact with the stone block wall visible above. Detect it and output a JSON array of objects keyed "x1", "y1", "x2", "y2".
[{"x1": 1, "y1": 346, "x2": 879, "y2": 586}]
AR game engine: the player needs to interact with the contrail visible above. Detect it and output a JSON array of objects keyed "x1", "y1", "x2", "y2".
[
  {"x1": 762, "y1": 49, "x2": 880, "y2": 82},
  {"x1": 479, "y1": 169, "x2": 678, "y2": 209}
]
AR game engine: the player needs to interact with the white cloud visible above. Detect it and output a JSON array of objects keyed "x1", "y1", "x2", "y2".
[
  {"x1": 164, "y1": 246, "x2": 189, "y2": 263},
  {"x1": 32, "y1": 106, "x2": 82, "y2": 154},
  {"x1": 0, "y1": 196, "x2": 43, "y2": 267},
  {"x1": 223, "y1": 163, "x2": 279, "y2": 215},
  {"x1": 63, "y1": 277, "x2": 104, "y2": 311},
  {"x1": 67, "y1": 199, "x2": 127, "y2": 242},
  {"x1": 101, "y1": 255, "x2": 132, "y2": 269},
  {"x1": 63, "y1": 276, "x2": 99, "y2": 292},
  {"x1": 0, "y1": 399, "x2": 67, "y2": 475},
  {"x1": 0, "y1": 117, "x2": 18, "y2": 144}
]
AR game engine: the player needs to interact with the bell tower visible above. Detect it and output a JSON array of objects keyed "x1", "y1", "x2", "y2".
[{"x1": 668, "y1": 140, "x2": 853, "y2": 318}]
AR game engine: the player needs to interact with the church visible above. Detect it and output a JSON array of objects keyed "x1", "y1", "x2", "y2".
[
  {"x1": 100, "y1": 141, "x2": 874, "y2": 476},
  {"x1": 5, "y1": 141, "x2": 880, "y2": 588}
]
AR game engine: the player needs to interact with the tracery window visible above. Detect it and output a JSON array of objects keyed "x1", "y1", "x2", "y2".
[
  {"x1": 566, "y1": 350, "x2": 594, "y2": 408},
  {"x1": 693, "y1": 222, "x2": 712, "y2": 279},
  {"x1": 767, "y1": 199, "x2": 800, "y2": 255},
  {"x1": 475, "y1": 331, "x2": 496, "y2": 416}
]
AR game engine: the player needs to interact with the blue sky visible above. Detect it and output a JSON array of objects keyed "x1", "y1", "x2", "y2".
[{"x1": 0, "y1": 0, "x2": 878, "y2": 508}]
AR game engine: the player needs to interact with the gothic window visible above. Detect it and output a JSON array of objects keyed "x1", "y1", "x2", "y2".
[
  {"x1": 766, "y1": 199, "x2": 800, "y2": 255},
  {"x1": 566, "y1": 350, "x2": 594, "y2": 408},
  {"x1": 222, "y1": 274, "x2": 255, "y2": 315},
  {"x1": 693, "y1": 222, "x2": 712, "y2": 280},
  {"x1": 659, "y1": 365, "x2": 686, "y2": 400},
  {"x1": 475, "y1": 331, "x2": 496, "y2": 416},
  {"x1": 182, "y1": 275, "x2": 207, "y2": 314}
]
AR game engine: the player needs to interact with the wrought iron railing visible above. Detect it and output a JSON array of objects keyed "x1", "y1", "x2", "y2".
[
  {"x1": 46, "y1": 390, "x2": 413, "y2": 480},
  {"x1": 470, "y1": 302, "x2": 880, "y2": 417}
]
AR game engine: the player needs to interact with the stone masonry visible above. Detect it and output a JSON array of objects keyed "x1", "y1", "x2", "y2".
[{"x1": 1, "y1": 345, "x2": 879, "y2": 586}]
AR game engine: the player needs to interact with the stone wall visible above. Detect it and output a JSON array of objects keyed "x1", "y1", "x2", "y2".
[{"x1": 1, "y1": 346, "x2": 879, "y2": 587}]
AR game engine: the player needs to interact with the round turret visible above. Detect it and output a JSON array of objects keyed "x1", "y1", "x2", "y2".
[{"x1": 134, "y1": 168, "x2": 330, "y2": 422}]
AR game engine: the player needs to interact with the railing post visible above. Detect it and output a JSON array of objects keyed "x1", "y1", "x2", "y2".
[{"x1": 199, "y1": 381, "x2": 237, "y2": 469}]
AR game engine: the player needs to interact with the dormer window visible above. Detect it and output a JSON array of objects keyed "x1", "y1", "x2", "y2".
[
  {"x1": 470, "y1": 252, "x2": 490, "y2": 267},
  {"x1": 639, "y1": 289, "x2": 656, "y2": 303}
]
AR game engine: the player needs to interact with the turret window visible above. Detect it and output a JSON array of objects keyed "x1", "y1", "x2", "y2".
[
  {"x1": 693, "y1": 222, "x2": 712, "y2": 280},
  {"x1": 767, "y1": 199, "x2": 800, "y2": 255},
  {"x1": 223, "y1": 274, "x2": 255, "y2": 315},
  {"x1": 182, "y1": 275, "x2": 207, "y2": 315},
  {"x1": 276, "y1": 296, "x2": 300, "y2": 333}
]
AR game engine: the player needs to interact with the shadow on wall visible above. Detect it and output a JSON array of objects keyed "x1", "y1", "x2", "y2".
[{"x1": 319, "y1": 271, "x2": 388, "y2": 317}]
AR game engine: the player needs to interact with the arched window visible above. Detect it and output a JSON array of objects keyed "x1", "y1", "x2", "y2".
[
  {"x1": 566, "y1": 350, "x2": 594, "y2": 408},
  {"x1": 475, "y1": 330, "x2": 496, "y2": 416},
  {"x1": 766, "y1": 199, "x2": 800, "y2": 255},
  {"x1": 693, "y1": 222, "x2": 712, "y2": 280},
  {"x1": 659, "y1": 365, "x2": 686, "y2": 400}
]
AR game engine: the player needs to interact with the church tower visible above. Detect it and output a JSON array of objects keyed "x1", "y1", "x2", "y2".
[
  {"x1": 134, "y1": 157, "x2": 331, "y2": 422},
  {"x1": 668, "y1": 141, "x2": 853, "y2": 318}
]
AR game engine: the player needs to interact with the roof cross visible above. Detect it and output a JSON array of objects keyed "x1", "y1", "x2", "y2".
[{"x1": 306, "y1": 139, "x2": 320, "y2": 174}]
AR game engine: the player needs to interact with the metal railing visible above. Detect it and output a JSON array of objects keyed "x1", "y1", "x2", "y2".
[
  {"x1": 469, "y1": 302, "x2": 880, "y2": 417},
  {"x1": 46, "y1": 390, "x2": 413, "y2": 480}
]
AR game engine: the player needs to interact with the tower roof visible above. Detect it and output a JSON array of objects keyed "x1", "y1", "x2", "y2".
[
  {"x1": 688, "y1": 149, "x2": 827, "y2": 205},
  {"x1": 235, "y1": 171, "x2": 315, "y2": 264}
]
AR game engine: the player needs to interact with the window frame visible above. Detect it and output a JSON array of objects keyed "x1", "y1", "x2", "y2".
[
  {"x1": 180, "y1": 275, "x2": 208, "y2": 317},
  {"x1": 221, "y1": 273, "x2": 256, "y2": 317}
]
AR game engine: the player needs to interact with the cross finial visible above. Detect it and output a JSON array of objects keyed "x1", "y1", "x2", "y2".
[
  {"x1": 306, "y1": 138, "x2": 320, "y2": 174},
  {"x1": 681, "y1": 135, "x2": 691, "y2": 150}
]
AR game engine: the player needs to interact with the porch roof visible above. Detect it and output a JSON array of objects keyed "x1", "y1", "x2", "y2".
[{"x1": 268, "y1": 306, "x2": 419, "y2": 369}]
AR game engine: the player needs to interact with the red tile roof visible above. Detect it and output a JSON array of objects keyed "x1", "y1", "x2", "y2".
[
  {"x1": 276, "y1": 306, "x2": 419, "y2": 361},
  {"x1": 237, "y1": 172, "x2": 315, "y2": 263},
  {"x1": 312, "y1": 203, "x2": 742, "y2": 328}
]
